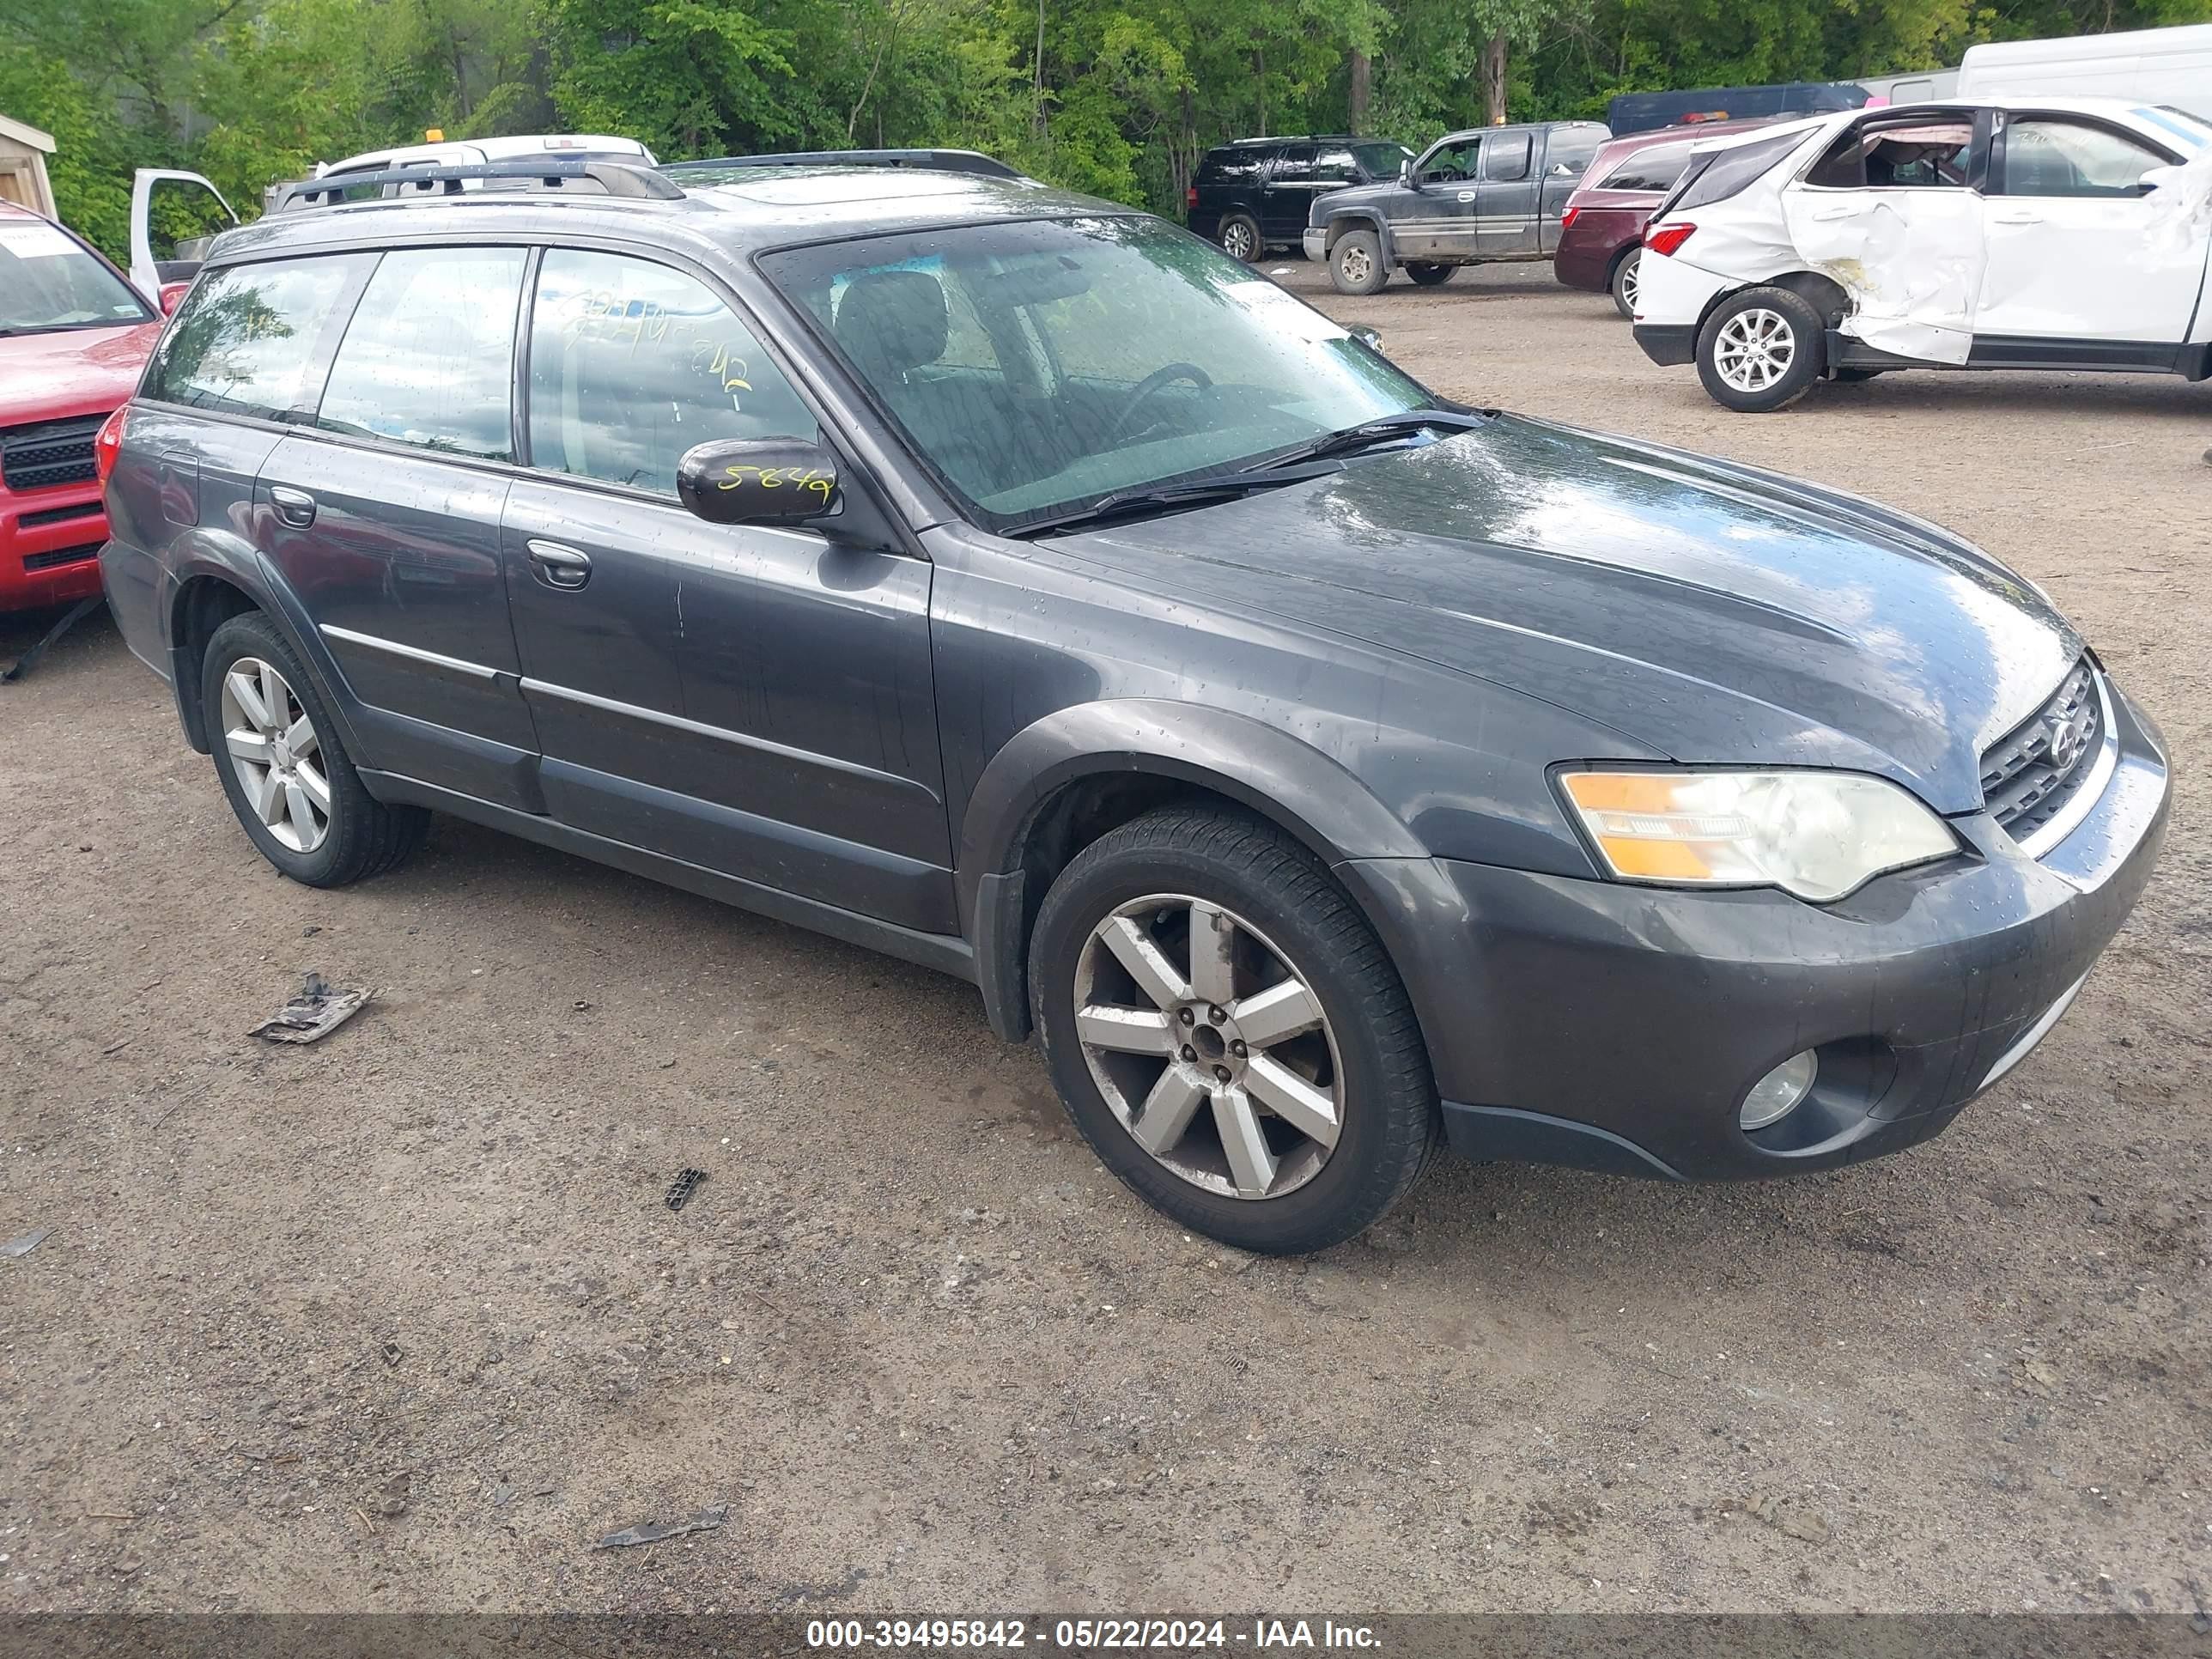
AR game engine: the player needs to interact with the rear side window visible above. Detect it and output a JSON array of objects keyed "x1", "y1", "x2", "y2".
[
  {"x1": 526, "y1": 249, "x2": 817, "y2": 496},
  {"x1": 1598, "y1": 143, "x2": 1692, "y2": 193},
  {"x1": 1484, "y1": 132, "x2": 1534, "y2": 182},
  {"x1": 316, "y1": 246, "x2": 526, "y2": 460},
  {"x1": 143, "y1": 254, "x2": 372, "y2": 420},
  {"x1": 1197, "y1": 149, "x2": 1264, "y2": 185},
  {"x1": 1669, "y1": 127, "x2": 1815, "y2": 212},
  {"x1": 1545, "y1": 127, "x2": 1605, "y2": 179}
]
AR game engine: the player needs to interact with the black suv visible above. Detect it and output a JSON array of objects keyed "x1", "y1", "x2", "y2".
[
  {"x1": 100, "y1": 156, "x2": 2167, "y2": 1254},
  {"x1": 1188, "y1": 136, "x2": 1413, "y2": 261}
]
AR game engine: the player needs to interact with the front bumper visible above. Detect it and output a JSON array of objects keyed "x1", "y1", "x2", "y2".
[
  {"x1": 1301, "y1": 229, "x2": 1328, "y2": 263},
  {"x1": 1341, "y1": 678, "x2": 2171, "y2": 1181},
  {"x1": 2, "y1": 487, "x2": 108, "y2": 611}
]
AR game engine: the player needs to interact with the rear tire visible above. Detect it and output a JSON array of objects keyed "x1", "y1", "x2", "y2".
[
  {"x1": 1609, "y1": 247, "x2": 1643, "y2": 320},
  {"x1": 1030, "y1": 805, "x2": 1440, "y2": 1255},
  {"x1": 201, "y1": 611, "x2": 426, "y2": 888},
  {"x1": 1406, "y1": 262, "x2": 1455, "y2": 287},
  {"x1": 1695, "y1": 286, "x2": 1826, "y2": 413},
  {"x1": 1328, "y1": 229, "x2": 1388, "y2": 295},
  {"x1": 1217, "y1": 212, "x2": 1261, "y2": 264}
]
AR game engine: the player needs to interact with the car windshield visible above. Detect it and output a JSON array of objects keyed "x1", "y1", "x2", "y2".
[
  {"x1": 0, "y1": 218, "x2": 151, "y2": 334},
  {"x1": 762, "y1": 215, "x2": 1430, "y2": 533}
]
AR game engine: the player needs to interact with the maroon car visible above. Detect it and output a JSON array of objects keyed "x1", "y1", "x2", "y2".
[{"x1": 1553, "y1": 118, "x2": 1772, "y2": 318}]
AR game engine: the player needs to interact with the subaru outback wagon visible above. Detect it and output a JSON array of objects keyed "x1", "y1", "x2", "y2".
[{"x1": 100, "y1": 156, "x2": 2169, "y2": 1254}]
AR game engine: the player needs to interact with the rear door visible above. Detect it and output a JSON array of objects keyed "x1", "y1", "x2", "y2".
[
  {"x1": 1538, "y1": 126, "x2": 1606, "y2": 251},
  {"x1": 1973, "y1": 111, "x2": 2205, "y2": 348},
  {"x1": 127, "y1": 170, "x2": 238, "y2": 296},
  {"x1": 1476, "y1": 129, "x2": 1540, "y2": 258},
  {"x1": 504, "y1": 246, "x2": 953, "y2": 933},
  {"x1": 258, "y1": 244, "x2": 540, "y2": 808},
  {"x1": 1261, "y1": 144, "x2": 1318, "y2": 243},
  {"x1": 1780, "y1": 111, "x2": 1988, "y2": 363}
]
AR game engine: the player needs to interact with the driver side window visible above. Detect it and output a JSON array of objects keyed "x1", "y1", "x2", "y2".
[
  {"x1": 1998, "y1": 119, "x2": 2165, "y2": 198},
  {"x1": 1418, "y1": 142, "x2": 1480, "y2": 185}
]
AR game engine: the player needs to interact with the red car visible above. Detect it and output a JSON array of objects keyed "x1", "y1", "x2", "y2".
[
  {"x1": 0, "y1": 201, "x2": 186, "y2": 612},
  {"x1": 1553, "y1": 118, "x2": 1773, "y2": 319}
]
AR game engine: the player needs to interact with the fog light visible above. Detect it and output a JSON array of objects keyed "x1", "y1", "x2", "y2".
[{"x1": 1741, "y1": 1050, "x2": 1818, "y2": 1131}]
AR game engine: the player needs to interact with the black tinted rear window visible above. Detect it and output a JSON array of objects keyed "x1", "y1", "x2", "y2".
[
  {"x1": 143, "y1": 254, "x2": 374, "y2": 420},
  {"x1": 1670, "y1": 127, "x2": 1814, "y2": 212},
  {"x1": 1598, "y1": 143, "x2": 1692, "y2": 193}
]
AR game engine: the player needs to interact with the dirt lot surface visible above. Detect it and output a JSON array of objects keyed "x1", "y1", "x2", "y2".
[{"x1": 3, "y1": 259, "x2": 2207, "y2": 1620}]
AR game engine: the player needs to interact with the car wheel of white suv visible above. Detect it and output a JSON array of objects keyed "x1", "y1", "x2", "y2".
[{"x1": 1697, "y1": 286, "x2": 1826, "y2": 413}]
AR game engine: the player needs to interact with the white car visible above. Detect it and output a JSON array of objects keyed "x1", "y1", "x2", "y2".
[{"x1": 1631, "y1": 96, "x2": 2212, "y2": 410}]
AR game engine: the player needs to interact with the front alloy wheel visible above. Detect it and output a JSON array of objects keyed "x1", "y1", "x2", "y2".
[
  {"x1": 221, "y1": 656, "x2": 331, "y2": 853},
  {"x1": 1030, "y1": 805, "x2": 1439, "y2": 1253},
  {"x1": 1075, "y1": 893, "x2": 1343, "y2": 1200}
]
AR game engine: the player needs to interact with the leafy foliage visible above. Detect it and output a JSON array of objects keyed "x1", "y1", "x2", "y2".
[{"x1": 7, "y1": 0, "x2": 2209, "y2": 263}]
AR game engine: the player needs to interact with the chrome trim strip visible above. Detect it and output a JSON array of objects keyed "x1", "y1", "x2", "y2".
[
  {"x1": 319, "y1": 623, "x2": 499, "y2": 681},
  {"x1": 517, "y1": 676, "x2": 935, "y2": 799},
  {"x1": 1978, "y1": 972, "x2": 2089, "y2": 1091},
  {"x1": 2014, "y1": 673, "x2": 2119, "y2": 860}
]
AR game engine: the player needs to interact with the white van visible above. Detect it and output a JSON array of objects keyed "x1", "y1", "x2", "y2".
[{"x1": 1958, "y1": 24, "x2": 2212, "y2": 120}]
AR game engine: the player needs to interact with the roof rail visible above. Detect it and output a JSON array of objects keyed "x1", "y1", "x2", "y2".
[
  {"x1": 272, "y1": 159, "x2": 683, "y2": 212},
  {"x1": 662, "y1": 148, "x2": 1021, "y2": 180}
]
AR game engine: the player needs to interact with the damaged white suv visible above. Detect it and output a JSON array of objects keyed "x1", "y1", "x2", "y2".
[{"x1": 1631, "y1": 98, "x2": 2212, "y2": 410}]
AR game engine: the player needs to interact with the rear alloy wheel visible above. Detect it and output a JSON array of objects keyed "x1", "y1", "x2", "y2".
[
  {"x1": 1031, "y1": 805, "x2": 1438, "y2": 1253},
  {"x1": 1406, "y1": 262, "x2": 1455, "y2": 287},
  {"x1": 1328, "y1": 228, "x2": 1388, "y2": 296},
  {"x1": 1217, "y1": 212, "x2": 1261, "y2": 263},
  {"x1": 1609, "y1": 247, "x2": 1643, "y2": 319},
  {"x1": 1696, "y1": 285, "x2": 1826, "y2": 413},
  {"x1": 202, "y1": 611, "x2": 427, "y2": 887}
]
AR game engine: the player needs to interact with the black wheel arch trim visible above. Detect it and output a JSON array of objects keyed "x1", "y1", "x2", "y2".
[
  {"x1": 1318, "y1": 210, "x2": 1397, "y2": 268},
  {"x1": 957, "y1": 700, "x2": 1429, "y2": 1042}
]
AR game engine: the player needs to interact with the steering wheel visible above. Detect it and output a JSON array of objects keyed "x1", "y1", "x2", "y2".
[{"x1": 1106, "y1": 362, "x2": 1213, "y2": 445}]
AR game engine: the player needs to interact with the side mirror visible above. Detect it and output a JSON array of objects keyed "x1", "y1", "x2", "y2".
[
  {"x1": 158, "y1": 282, "x2": 190, "y2": 317},
  {"x1": 2139, "y1": 165, "x2": 2179, "y2": 196},
  {"x1": 1350, "y1": 325, "x2": 1385, "y2": 356},
  {"x1": 1400, "y1": 159, "x2": 1420, "y2": 189},
  {"x1": 677, "y1": 438, "x2": 841, "y2": 526}
]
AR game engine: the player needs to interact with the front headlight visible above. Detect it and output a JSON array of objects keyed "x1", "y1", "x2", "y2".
[{"x1": 1559, "y1": 769, "x2": 1958, "y2": 903}]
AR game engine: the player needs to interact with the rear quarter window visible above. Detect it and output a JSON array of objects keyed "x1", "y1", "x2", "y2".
[
  {"x1": 1598, "y1": 143, "x2": 1692, "y2": 193},
  {"x1": 143, "y1": 254, "x2": 374, "y2": 421}
]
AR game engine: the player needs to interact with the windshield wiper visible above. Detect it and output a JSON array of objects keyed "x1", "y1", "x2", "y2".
[
  {"x1": 1007, "y1": 464, "x2": 1334, "y2": 538},
  {"x1": 1247, "y1": 406, "x2": 1491, "y2": 471}
]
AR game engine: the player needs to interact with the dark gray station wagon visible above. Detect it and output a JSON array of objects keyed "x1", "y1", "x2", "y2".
[{"x1": 100, "y1": 157, "x2": 2168, "y2": 1254}]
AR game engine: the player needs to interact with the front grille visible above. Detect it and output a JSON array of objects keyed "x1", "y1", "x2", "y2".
[
  {"x1": 20, "y1": 500, "x2": 102, "y2": 529},
  {"x1": 21, "y1": 543, "x2": 102, "y2": 573},
  {"x1": 1980, "y1": 659, "x2": 2103, "y2": 844},
  {"x1": 0, "y1": 416, "x2": 106, "y2": 494}
]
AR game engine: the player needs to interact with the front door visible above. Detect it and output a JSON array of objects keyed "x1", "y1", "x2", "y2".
[
  {"x1": 126, "y1": 168, "x2": 238, "y2": 296},
  {"x1": 506, "y1": 246, "x2": 955, "y2": 933},
  {"x1": 258, "y1": 244, "x2": 540, "y2": 809},
  {"x1": 1974, "y1": 111, "x2": 2207, "y2": 348},
  {"x1": 1394, "y1": 136, "x2": 1484, "y2": 262},
  {"x1": 1476, "y1": 129, "x2": 1541, "y2": 258}
]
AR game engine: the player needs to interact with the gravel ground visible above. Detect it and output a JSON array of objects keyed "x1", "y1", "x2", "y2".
[{"x1": 2, "y1": 258, "x2": 2206, "y2": 1620}]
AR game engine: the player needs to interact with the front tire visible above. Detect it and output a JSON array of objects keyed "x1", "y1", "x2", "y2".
[
  {"x1": 1406, "y1": 262, "x2": 1455, "y2": 287},
  {"x1": 1696, "y1": 286, "x2": 1826, "y2": 412},
  {"x1": 1328, "y1": 229, "x2": 1388, "y2": 296},
  {"x1": 1030, "y1": 805, "x2": 1439, "y2": 1254},
  {"x1": 202, "y1": 611, "x2": 426, "y2": 887},
  {"x1": 1217, "y1": 211, "x2": 1261, "y2": 264},
  {"x1": 1609, "y1": 247, "x2": 1643, "y2": 320}
]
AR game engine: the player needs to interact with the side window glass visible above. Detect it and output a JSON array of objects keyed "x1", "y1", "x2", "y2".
[
  {"x1": 1483, "y1": 132, "x2": 1534, "y2": 182},
  {"x1": 1313, "y1": 147, "x2": 1358, "y2": 185},
  {"x1": 143, "y1": 253, "x2": 374, "y2": 420},
  {"x1": 1270, "y1": 146, "x2": 1316, "y2": 185},
  {"x1": 1418, "y1": 142, "x2": 1480, "y2": 184},
  {"x1": 1547, "y1": 129, "x2": 1601, "y2": 179},
  {"x1": 1804, "y1": 120, "x2": 1973, "y2": 189},
  {"x1": 1599, "y1": 143, "x2": 1691, "y2": 193},
  {"x1": 527, "y1": 248, "x2": 817, "y2": 495},
  {"x1": 318, "y1": 246, "x2": 526, "y2": 459},
  {"x1": 2002, "y1": 120, "x2": 2164, "y2": 197}
]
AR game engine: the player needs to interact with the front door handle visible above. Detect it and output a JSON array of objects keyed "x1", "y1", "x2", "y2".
[
  {"x1": 1810, "y1": 206, "x2": 1864, "y2": 222},
  {"x1": 269, "y1": 484, "x2": 316, "y2": 528},
  {"x1": 526, "y1": 538, "x2": 592, "y2": 590},
  {"x1": 1992, "y1": 209, "x2": 2044, "y2": 225}
]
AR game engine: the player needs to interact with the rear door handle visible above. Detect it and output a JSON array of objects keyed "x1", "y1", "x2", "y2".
[
  {"x1": 269, "y1": 484, "x2": 316, "y2": 528},
  {"x1": 526, "y1": 538, "x2": 592, "y2": 590}
]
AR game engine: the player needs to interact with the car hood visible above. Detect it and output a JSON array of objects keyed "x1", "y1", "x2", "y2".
[
  {"x1": 0, "y1": 321, "x2": 161, "y2": 425},
  {"x1": 1310, "y1": 181, "x2": 1395, "y2": 223},
  {"x1": 1066, "y1": 415, "x2": 2080, "y2": 814}
]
